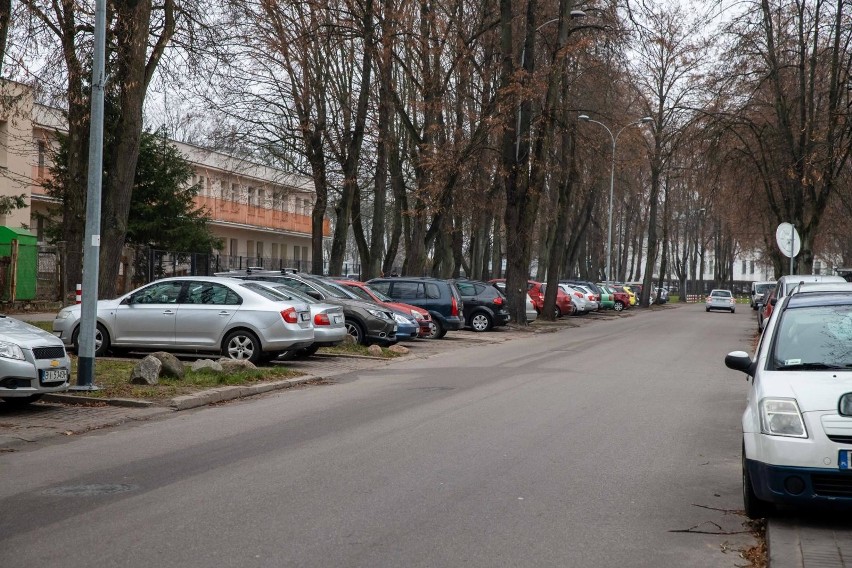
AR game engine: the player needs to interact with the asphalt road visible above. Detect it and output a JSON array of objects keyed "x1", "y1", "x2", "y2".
[{"x1": 0, "y1": 305, "x2": 758, "y2": 567}]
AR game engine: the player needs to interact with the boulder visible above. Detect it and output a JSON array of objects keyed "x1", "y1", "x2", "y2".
[
  {"x1": 190, "y1": 359, "x2": 223, "y2": 373},
  {"x1": 388, "y1": 344, "x2": 410, "y2": 355},
  {"x1": 218, "y1": 358, "x2": 257, "y2": 372},
  {"x1": 343, "y1": 334, "x2": 357, "y2": 345},
  {"x1": 149, "y1": 351, "x2": 185, "y2": 379},
  {"x1": 367, "y1": 345, "x2": 383, "y2": 356},
  {"x1": 129, "y1": 356, "x2": 162, "y2": 385}
]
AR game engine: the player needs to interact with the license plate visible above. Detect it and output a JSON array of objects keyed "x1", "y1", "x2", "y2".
[
  {"x1": 839, "y1": 450, "x2": 852, "y2": 469},
  {"x1": 300, "y1": 312, "x2": 310, "y2": 321},
  {"x1": 41, "y1": 369, "x2": 68, "y2": 384},
  {"x1": 333, "y1": 315, "x2": 342, "y2": 324}
]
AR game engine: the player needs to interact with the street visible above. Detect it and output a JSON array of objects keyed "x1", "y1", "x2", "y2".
[{"x1": 1, "y1": 305, "x2": 758, "y2": 567}]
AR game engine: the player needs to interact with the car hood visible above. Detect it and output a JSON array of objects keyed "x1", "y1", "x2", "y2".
[
  {"x1": 0, "y1": 316, "x2": 64, "y2": 348},
  {"x1": 760, "y1": 370, "x2": 852, "y2": 412},
  {"x1": 326, "y1": 297, "x2": 392, "y2": 314}
]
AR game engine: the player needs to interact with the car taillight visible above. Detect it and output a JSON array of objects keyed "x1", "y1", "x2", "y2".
[
  {"x1": 281, "y1": 307, "x2": 299, "y2": 324},
  {"x1": 451, "y1": 296, "x2": 459, "y2": 317},
  {"x1": 574, "y1": 292, "x2": 582, "y2": 298},
  {"x1": 314, "y1": 313, "x2": 330, "y2": 326},
  {"x1": 493, "y1": 297, "x2": 503, "y2": 306}
]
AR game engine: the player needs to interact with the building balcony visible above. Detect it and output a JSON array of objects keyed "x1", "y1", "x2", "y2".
[{"x1": 194, "y1": 195, "x2": 330, "y2": 237}]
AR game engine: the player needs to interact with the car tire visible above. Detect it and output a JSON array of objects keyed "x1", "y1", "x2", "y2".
[
  {"x1": 2, "y1": 394, "x2": 44, "y2": 406},
  {"x1": 552, "y1": 307, "x2": 561, "y2": 319},
  {"x1": 614, "y1": 301, "x2": 624, "y2": 312},
  {"x1": 705, "y1": 308, "x2": 710, "y2": 312},
  {"x1": 742, "y1": 441, "x2": 772, "y2": 519},
  {"x1": 222, "y1": 329, "x2": 262, "y2": 364},
  {"x1": 427, "y1": 319, "x2": 446, "y2": 339},
  {"x1": 71, "y1": 323, "x2": 111, "y2": 357},
  {"x1": 731, "y1": 308, "x2": 736, "y2": 314},
  {"x1": 345, "y1": 320, "x2": 366, "y2": 345},
  {"x1": 470, "y1": 312, "x2": 493, "y2": 332}
]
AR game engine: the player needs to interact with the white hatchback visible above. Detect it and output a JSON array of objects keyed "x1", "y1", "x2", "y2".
[{"x1": 726, "y1": 288, "x2": 852, "y2": 517}]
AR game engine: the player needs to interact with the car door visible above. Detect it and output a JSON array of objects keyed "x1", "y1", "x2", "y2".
[
  {"x1": 112, "y1": 280, "x2": 185, "y2": 346},
  {"x1": 175, "y1": 281, "x2": 242, "y2": 348}
]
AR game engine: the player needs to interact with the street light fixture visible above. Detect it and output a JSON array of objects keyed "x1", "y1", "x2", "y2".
[{"x1": 578, "y1": 114, "x2": 653, "y2": 283}]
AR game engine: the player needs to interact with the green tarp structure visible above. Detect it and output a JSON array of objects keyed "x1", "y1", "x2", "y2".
[{"x1": 0, "y1": 227, "x2": 37, "y2": 301}]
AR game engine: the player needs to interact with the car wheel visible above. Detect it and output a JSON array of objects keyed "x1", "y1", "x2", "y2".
[
  {"x1": 71, "y1": 323, "x2": 111, "y2": 357},
  {"x1": 345, "y1": 320, "x2": 366, "y2": 345},
  {"x1": 614, "y1": 301, "x2": 624, "y2": 312},
  {"x1": 470, "y1": 312, "x2": 492, "y2": 332},
  {"x1": 2, "y1": 394, "x2": 44, "y2": 406},
  {"x1": 222, "y1": 329, "x2": 262, "y2": 364},
  {"x1": 731, "y1": 308, "x2": 736, "y2": 314},
  {"x1": 742, "y1": 441, "x2": 772, "y2": 519},
  {"x1": 705, "y1": 308, "x2": 710, "y2": 312},
  {"x1": 552, "y1": 307, "x2": 561, "y2": 319},
  {"x1": 426, "y1": 319, "x2": 446, "y2": 339}
]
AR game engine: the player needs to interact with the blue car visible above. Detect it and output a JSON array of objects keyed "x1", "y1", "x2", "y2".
[{"x1": 392, "y1": 310, "x2": 420, "y2": 340}]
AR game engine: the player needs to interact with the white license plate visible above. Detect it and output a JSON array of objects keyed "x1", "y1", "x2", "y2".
[
  {"x1": 41, "y1": 369, "x2": 68, "y2": 383},
  {"x1": 300, "y1": 312, "x2": 310, "y2": 321},
  {"x1": 333, "y1": 315, "x2": 342, "y2": 324}
]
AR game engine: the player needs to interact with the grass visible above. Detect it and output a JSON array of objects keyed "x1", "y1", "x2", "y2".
[
  {"x1": 319, "y1": 342, "x2": 404, "y2": 358},
  {"x1": 26, "y1": 320, "x2": 54, "y2": 332},
  {"x1": 67, "y1": 356, "x2": 302, "y2": 402}
]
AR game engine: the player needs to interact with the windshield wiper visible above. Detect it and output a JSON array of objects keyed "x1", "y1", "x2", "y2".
[{"x1": 776, "y1": 362, "x2": 848, "y2": 370}]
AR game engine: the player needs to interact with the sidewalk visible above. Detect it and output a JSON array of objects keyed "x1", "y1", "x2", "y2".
[{"x1": 768, "y1": 518, "x2": 852, "y2": 567}]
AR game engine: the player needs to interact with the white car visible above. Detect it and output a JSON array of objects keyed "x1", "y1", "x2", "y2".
[
  {"x1": 559, "y1": 284, "x2": 591, "y2": 315},
  {"x1": 706, "y1": 289, "x2": 736, "y2": 313},
  {"x1": 0, "y1": 316, "x2": 71, "y2": 405},
  {"x1": 726, "y1": 287, "x2": 852, "y2": 517}
]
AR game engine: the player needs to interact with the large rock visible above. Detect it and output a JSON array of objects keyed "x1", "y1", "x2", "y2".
[
  {"x1": 218, "y1": 358, "x2": 257, "y2": 372},
  {"x1": 130, "y1": 356, "x2": 162, "y2": 385},
  {"x1": 388, "y1": 344, "x2": 410, "y2": 355},
  {"x1": 190, "y1": 359, "x2": 223, "y2": 373},
  {"x1": 149, "y1": 351, "x2": 185, "y2": 379},
  {"x1": 343, "y1": 334, "x2": 357, "y2": 345},
  {"x1": 367, "y1": 345, "x2": 383, "y2": 356}
]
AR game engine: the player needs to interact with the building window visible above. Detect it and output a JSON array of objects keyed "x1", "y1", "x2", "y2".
[
  {"x1": 294, "y1": 245, "x2": 301, "y2": 263},
  {"x1": 271, "y1": 243, "x2": 278, "y2": 260},
  {"x1": 750, "y1": 260, "x2": 755, "y2": 274},
  {"x1": 37, "y1": 140, "x2": 46, "y2": 178},
  {"x1": 302, "y1": 246, "x2": 308, "y2": 264},
  {"x1": 814, "y1": 261, "x2": 822, "y2": 275},
  {"x1": 741, "y1": 260, "x2": 747, "y2": 273},
  {"x1": 229, "y1": 238, "x2": 238, "y2": 257},
  {"x1": 247, "y1": 187, "x2": 256, "y2": 208},
  {"x1": 273, "y1": 192, "x2": 282, "y2": 211},
  {"x1": 231, "y1": 183, "x2": 238, "y2": 202},
  {"x1": 0, "y1": 121, "x2": 8, "y2": 169}
]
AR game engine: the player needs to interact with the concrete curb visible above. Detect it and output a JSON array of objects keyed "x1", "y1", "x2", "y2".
[
  {"x1": 167, "y1": 375, "x2": 319, "y2": 410},
  {"x1": 42, "y1": 393, "x2": 157, "y2": 408}
]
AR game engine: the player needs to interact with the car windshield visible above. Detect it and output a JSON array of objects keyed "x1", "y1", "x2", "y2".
[
  {"x1": 771, "y1": 305, "x2": 852, "y2": 370},
  {"x1": 364, "y1": 285, "x2": 393, "y2": 302},
  {"x1": 755, "y1": 283, "x2": 774, "y2": 294},
  {"x1": 301, "y1": 277, "x2": 350, "y2": 299},
  {"x1": 267, "y1": 284, "x2": 317, "y2": 304},
  {"x1": 711, "y1": 290, "x2": 732, "y2": 298}
]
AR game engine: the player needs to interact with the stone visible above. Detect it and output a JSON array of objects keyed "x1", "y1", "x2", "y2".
[
  {"x1": 148, "y1": 351, "x2": 185, "y2": 379},
  {"x1": 367, "y1": 345, "x2": 383, "y2": 356},
  {"x1": 218, "y1": 358, "x2": 257, "y2": 372},
  {"x1": 343, "y1": 334, "x2": 357, "y2": 345},
  {"x1": 388, "y1": 344, "x2": 410, "y2": 355},
  {"x1": 129, "y1": 356, "x2": 162, "y2": 385},
  {"x1": 190, "y1": 359, "x2": 223, "y2": 372}
]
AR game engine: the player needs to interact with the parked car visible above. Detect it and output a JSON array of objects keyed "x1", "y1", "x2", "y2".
[
  {"x1": 559, "y1": 284, "x2": 593, "y2": 315},
  {"x1": 750, "y1": 281, "x2": 776, "y2": 310},
  {"x1": 706, "y1": 289, "x2": 736, "y2": 313},
  {"x1": 451, "y1": 279, "x2": 510, "y2": 332},
  {"x1": 489, "y1": 280, "x2": 538, "y2": 322},
  {"x1": 213, "y1": 270, "x2": 398, "y2": 346},
  {"x1": 572, "y1": 284, "x2": 600, "y2": 312},
  {"x1": 725, "y1": 287, "x2": 852, "y2": 517},
  {"x1": 0, "y1": 315, "x2": 72, "y2": 405},
  {"x1": 334, "y1": 279, "x2": 433, "y2": 338},
  {"x1": 758, "y1": 289, "x2": 775, "y2": 331},
  {"x1": 598, "y1": 284, "x2": 630, "y2": 312},
  {"x1": 53, "y1": 277, "x2": 315, "y2": 364},
  {"x1": 366, "y1": 277, "x2": 464, "y2": 339},
  {"x1": 538, "y1": 283, "x2": 575, "y2": 317},
  {"x1": 774, "y1": 274, "x2": 847, "y2": 303},
  {"x1": 239, "y1": 281, "x2": 347, "y2": 358}
]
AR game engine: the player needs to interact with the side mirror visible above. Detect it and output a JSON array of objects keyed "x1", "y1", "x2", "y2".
[{"x1": 725, "y1": 350, "x2": 754, "y2": 375}]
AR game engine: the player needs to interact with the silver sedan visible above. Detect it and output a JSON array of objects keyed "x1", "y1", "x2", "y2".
[
  {"x1": 0, "y1": 316, "x2": 71, "y2": 405},
  {"x1": 52, "y1": 277, "x2": 315, "y2": 364}
]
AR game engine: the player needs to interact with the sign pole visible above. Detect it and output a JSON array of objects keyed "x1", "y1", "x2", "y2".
[{"x1": 790, "y1": 224, "x2": 794, "y2": 275}]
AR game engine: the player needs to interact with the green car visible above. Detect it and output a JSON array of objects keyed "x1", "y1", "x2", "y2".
[{"x1": 595, "y1": 284, "x2": 615, "y2": 310}]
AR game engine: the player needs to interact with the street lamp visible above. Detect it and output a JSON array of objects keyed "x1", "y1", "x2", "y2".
[{"x1": 578, "y1": 114, "x2": 653, "y2": 283}]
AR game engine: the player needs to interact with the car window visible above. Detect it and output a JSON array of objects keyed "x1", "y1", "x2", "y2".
[
  {"x1": 281, "y1": 277, "x2": 320, "y2": 297},
  {"x1": 130, "y1": 281, "x2": 184, "y2": 304},
  {"x1": 771, "y1": 305, "x2": 852, "y2": 370},
  {"x1": 425, "y1": 283, "x2": 441, "y2": 299},
  {"x1": 345, "y1": 285, "x2": 375, "y2": 302},
  {"x1": 365, "y1": 285, "x2": 393, "y2": 302},
  {"x1": 369, "y1": 281, "x2": 391, "y2": 295},
  {"x1": 711, "y1": 290, "x2": 732, "y2": 297},
  {"x1": 456, "y1": 282, "x2": 476, "y2": 296},
  {"x1": 393, "y1": 282, "x2": 422, "y2": 300},
  {"x1": 238, "y1": 282, "x2": 289, "y2": 302},
  {"x1": 185, "y1": 282, "x2": 241, "y2": 305},
  {"x1": 317, "y1": 279, "x2": 359, "y2": 299}
]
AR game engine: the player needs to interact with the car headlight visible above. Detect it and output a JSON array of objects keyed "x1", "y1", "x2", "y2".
[
  {"x1": 759, "y1": 398, "x2": 808, "y2": 438},
  {"x1": 393, "y1": 313, "x2": 412, "y2": 325},
  {"x1": 0, "y1": 341, "x2": 25, "y2": 360},
  {"x1": 366, "y1": 308, "x2": 390, "y2": 320},
  {"x1": 411, "y1": 311, "x2": 424, "y2": 321},
  {"x1": 55, "y1": 310, "x2": 73, "y2": 320}
]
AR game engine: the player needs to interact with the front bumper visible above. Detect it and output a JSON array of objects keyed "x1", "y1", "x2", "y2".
[
  {"x1": 0, "y1": 353, "x2": 72, "y2": 397},
  {"x1": 365, "y1": 319, "x2": 398, "y2": 346},
  {"x1": 746, "y1": 459, "x2": 852, "y2": 507}
]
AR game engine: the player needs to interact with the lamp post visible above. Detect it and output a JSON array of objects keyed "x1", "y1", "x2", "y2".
[{"x1": 578, "y1": 114, "x2": 653, "y2": 283}]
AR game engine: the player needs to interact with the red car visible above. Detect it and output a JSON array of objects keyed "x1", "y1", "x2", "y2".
[
  {"x1": 334, "y1": 279, "x2": 433, "y2": 338},
  {"x1": 758, "y1": 289, "x2": 776, "y2": 331},
  {"x1": 489, "y1": 279, "x2": 574, "y2": 317}
]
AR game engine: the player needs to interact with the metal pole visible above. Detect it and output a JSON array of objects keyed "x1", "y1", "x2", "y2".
[
  {"x1": 72, "y1": 0, "x2": 106, "y2": 390},
  {"x1": 605, "y1": 134, "x2": 616, "y2": 282},
  {"x1": 790, "y1": 224, "x2": 794, "y2": 275}
]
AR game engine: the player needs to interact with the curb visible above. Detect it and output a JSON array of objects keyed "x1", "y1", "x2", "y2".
[
  {"x1": 42, "y1": 393, "x2": 156, "y2": 408},
  {"x1": 168, "y1": 375, "x2": 320, "y2": 410}
]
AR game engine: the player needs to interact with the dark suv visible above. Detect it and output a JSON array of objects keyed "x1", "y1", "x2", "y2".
[
  {"x1": 215, "y1": 270, "x2": 398, "y2": 346},
  {"x1": 451, "y1": 279, "x2": 510, "y2": 332},
  {"x1": 366, "y1": 277, "x2": 464, "y2": 339}
]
